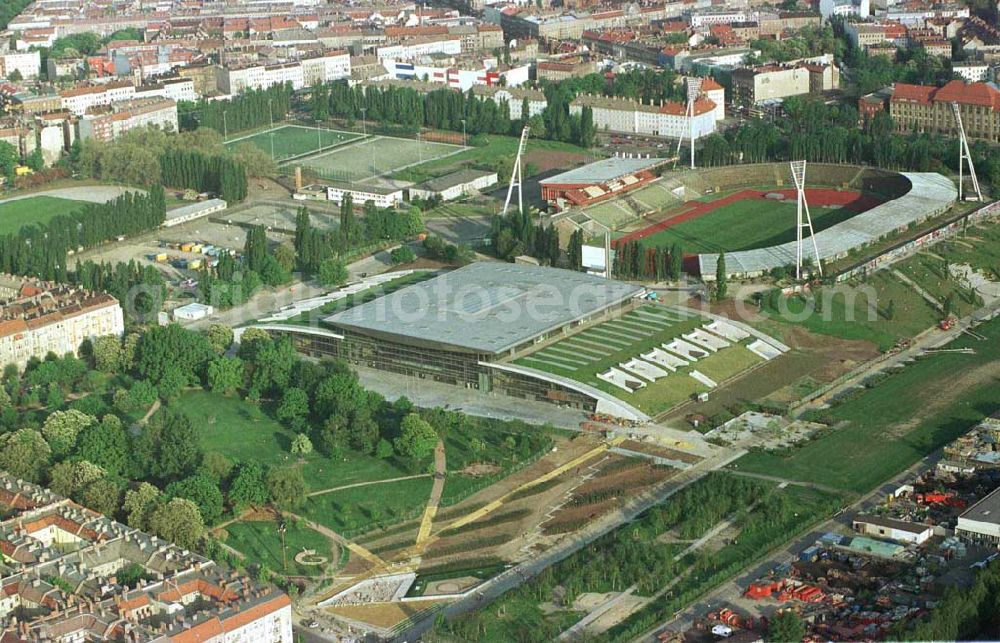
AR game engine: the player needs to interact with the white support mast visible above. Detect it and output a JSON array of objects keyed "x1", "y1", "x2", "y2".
[
  {"x1": 951, "y1": 102, "x2": 982, "y2": 202},
  {"x1": 503, "y1": 125, "x2": 531, "y2": 216},
  {"x1": 676, "y1": 77, "x2": 702, "y2": 170},
  {"x1": 790, "y1": 160, "x2": 822, "y2": 280}
]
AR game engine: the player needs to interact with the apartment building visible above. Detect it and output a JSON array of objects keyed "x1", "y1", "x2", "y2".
[
  {"x1": 134, "y1": 77, "x2": 198, "y2": 103},
  {"x1": 301, "y1": 50, "x2": 352, "y2": 84},
  {"x1": 77, "y1": 98, "x2": 178, "y2": 142},
  {"x1": 0, "y1": 472, "x2": 293, "y2": 641},
  {"x1": 0, "y1": 51, "x2": 41, "y2": 80},
  {"x1": 376, "y1": 36, "x2": 464, "y2": 61},
  {"x1": 569, "y1": 94, "x2": 718, "y2": 139},
  {"x1": 731, "y1": 64, "x2": 811, "y2": 105},
  {"x1": 890, "y1": 80, "x2": 1000, "y2": 142},
  {"x1": 0, "y1": 276, "x2": 125, "y2": 370},
  {"x1": 59, "y1": 81, "x2": 136, "y2": 116},
  {"x1": 217, "y1": 61, "x2": 305, "y2": 95}
]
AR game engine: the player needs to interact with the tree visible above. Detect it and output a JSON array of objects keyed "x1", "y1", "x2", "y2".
[
  {"x1": 276, "y1": 387, "x2": 310, "y2": 426},
  {"x1": 26, "y1": 147, "x2": 43, "y2": 171},
  {"x1": 290, "y1": 433, "x2": 313, "y2": 456},
  {"x1": 49, "y1": 460, "x2": 105, "y2": 498},
  {"x1": 318, "y1": 257, "x2": 349, "y2": 287},
  {"x1": 135, "y1": 324, "x2": 213, "y2": 388},
  {"x1": 202, "y1": 451, "x2": 233, "y2": 481},
  {"x1": 78, "y1": 478, "x2": 121, "y2": 516},
  {"x1": 267, "y1": 466, "x2": 306, "y2": 508},
  {"x1": 91, "y1": 335, "x2": 124, "y2": 372},
  {"x1": 149, "y1": 497, "x2": 204, "y2": 549},
  {"x1": 376, "y1": 438, "x2": 395, "y2": 459},
  {"x1": 141, "y1": 407, "x2": 203, "y2": 481},
  {"x1": 206, "y1": 356, "x2": 243, "y2": 395},
  {"x1": 123, "y1": 482, "x2": 161, "y2": 530},
  {"x1": 767, "y1": 610, "x2": 805, "y2": 642},
  {"x1": 205, "y1": 324, "x2": 234, "y2": 354},
  {"x1": 229, "y1": 461, "x2": 269, "y2": 509},
  {"x1": 390, "y1": 246, "x2": 416, "y2": 264},
  {"x1": 886, "y1": 299, "x2": 896, "y2": 321},
  {"x1": 75, "y1": 415, "x2": 129, "y2": 477},
  {"x1": 0, "y1": 429, "x2": 51, "y2": 483},
  {"x1": 394, "y1": 414, "x2": 439, "y2": 461},
  {"x1": 166, "y1": 473, "x2": 224, "y2": 525},
  {"x1": 274, "y1": 242, "x2": 296, "y2": 272},
  {"x1": 716, "y1": 253, "x2": 728, "y2": 300},
  {"x1": 41, "y1": 409, "x2": 96, "y2": 457}
]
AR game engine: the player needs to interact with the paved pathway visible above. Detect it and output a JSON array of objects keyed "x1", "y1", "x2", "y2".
[
  {"x1": 415, "y1": 440, "x2": 446, "y2": 548},
  {"x1": 557, "y1": 584, "x2": 639, "y2": 641},
  {"x1": 891, "y1": 268, "x2": 943, "y2": 310},
  {"x1": 306, "y1": 473, "x2": 431, "y2": 498},
  {"x1": 283, "y1": 511, "x2": 386, "y2": 567}
]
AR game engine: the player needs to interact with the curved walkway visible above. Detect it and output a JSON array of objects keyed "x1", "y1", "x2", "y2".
[
  {"x1": 414, "y1": 440, "x2": 447, "y2": 550},
  {"x1": 306, "y1": 473, "x2": 432, "y2": 498}
]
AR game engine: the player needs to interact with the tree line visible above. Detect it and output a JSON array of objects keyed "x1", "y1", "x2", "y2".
[
  {"x1": 0, "y1": 186, "x2": 165, "y2": 280},
  {"x1": 160, "y1": 149, "x2": 248, "y2": 203},
  {"x1": 612, "y1": 239, "x2": 684, "y2": 281},
  {"x1": 180, "y1": 84, "x2": 293, "y2": 135}
]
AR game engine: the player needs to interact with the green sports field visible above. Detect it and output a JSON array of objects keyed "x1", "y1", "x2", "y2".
[
  {"x1": 0, "y1": 196, "x2": 87, "y2": 235},
  {"x1": 637, "y1": 199, "x2": 859, "y2": 254},
  {"x1": 224, "y1": 124, "x2": 363, "y2": 162},
  {"x1": 300, "y1": 135, "x2": 464, "y2": 182}
]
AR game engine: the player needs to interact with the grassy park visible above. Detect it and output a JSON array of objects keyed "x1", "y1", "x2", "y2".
[
  {"x1": 0, "y1": 196, "x2": 87, "y2": 234},
  {"x1": 225, "y1": 520, "x2": 335, "y2": 577}
]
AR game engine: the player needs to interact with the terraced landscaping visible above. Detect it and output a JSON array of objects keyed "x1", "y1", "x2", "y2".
[{"x1": 513, "y1": 306, "x2": 764, "y2": 415}]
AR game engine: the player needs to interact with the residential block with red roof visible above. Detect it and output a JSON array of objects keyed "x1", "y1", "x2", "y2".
[
  {"x1": 0, "y1": 472, "x2": 293, "y2": 642},
  {"x1": 890, "y1": 80, "x2": 1000, "y2": 142}
]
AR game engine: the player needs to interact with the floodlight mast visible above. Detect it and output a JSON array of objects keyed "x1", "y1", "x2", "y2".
[
  {"x1": 502, "y1": 125, "x2": 531, "y2": 216},
  {"x1": 951, "y1": 102, "x2": 982, "y2": 202},
  {"x1": 791, "y1": 160, "x2": 822, "y2": 280},
  {"x1": 675, "y1": 78, "x2": 703, "y2": 170}
]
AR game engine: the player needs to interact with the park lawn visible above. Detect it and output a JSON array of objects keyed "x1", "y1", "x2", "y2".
[
  {"x1": 935, "y1": 224, "x2": 1000, "y2": 277},
  {"x1": 734, "y1": 314, "x2": 1000, "y2": 493},
  {"x1": 226, "y1": 124, "x2": 361, "y2": 161},
  {"x1": 640, "y1": 199, "x2": 857, "y2": 254},
  {"x1": 754, "y1": 271, "x2": 940, "y2": 351},
  {"x1": 225, "y1": 520, "x2": 335, "y2": 577},
  {"x1": 177, "y1": 391, "x2": 412, "y2": 490},
  {"x1": 299, "y1": 477, "x2": 434, "y2": 537},
  {"x1": 895, "y1": 253, "x2": 978, "y2": 318},
  {"x1": 0, "y1": 196, "x2": 87, "y2": 235},
  {"x1": 392, "y1": 135, "x2": 591, "y2": 184}
]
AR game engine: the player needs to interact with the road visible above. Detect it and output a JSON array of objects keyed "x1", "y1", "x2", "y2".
[{"x1": 389, "y1": 448, "x2": 747, "y2": 643}]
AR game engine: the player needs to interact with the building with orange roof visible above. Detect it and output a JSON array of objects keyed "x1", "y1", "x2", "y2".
[
  {"x1": 890, "y1": 80, "x2": 1000, "y2": 142},
  {"x1": 0, "y1": 472, "x2": 292, "y2": 642},
  {"x1": 569, "y1": 93, "x2": 718, "y2": 140},
  {"x1": 0, "y1": 275, "x2": 124, "y2": 369}
]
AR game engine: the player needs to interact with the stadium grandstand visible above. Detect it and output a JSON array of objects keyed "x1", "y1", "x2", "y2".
[
  {"x1": 540, "y1": 155, "x2": 669, "y2": 211},
  {"x1": 696, "y1": 171, "x2": 957, "y2": 278}
]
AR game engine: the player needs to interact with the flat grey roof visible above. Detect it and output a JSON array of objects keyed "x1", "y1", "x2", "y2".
[
  {"x1": 699, "y1": 172, "x2": 957, "y2": 276},
  {"x1": 324, "y1": 262, "x2": 643, "y2": 354},
  {"x1": 164, "y1": 198, "x2": 227, "y2": 221},
  {"x1": 540, "y1": 156, "x2": 664, "y2": 186},
  {"x1": 960, "y1": 487, "x2": 1000, "y2": 525},
  {"x1": 417, "y1": 169, "x2": 496, "y2": 193}
]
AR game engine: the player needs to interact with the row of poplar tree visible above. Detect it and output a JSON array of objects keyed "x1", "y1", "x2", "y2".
[{"x1": 0, "y1": 186, "x2": 166, "y2": 281}]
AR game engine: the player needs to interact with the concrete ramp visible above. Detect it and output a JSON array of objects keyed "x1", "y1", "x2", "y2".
[
  {"x1": 598, "y1": 368, "x2": 646, "y2": 393},
  {"x1": 641, "y1": 348, "x2": 688, "y2": 372},
  {"x1": 619, "y1": 359, "x2": 669, "y2": 382}
]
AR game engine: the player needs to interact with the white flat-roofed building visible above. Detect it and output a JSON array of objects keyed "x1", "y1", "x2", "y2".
[
  {"x1": 953, "y1": 62, "x2": 990, "y2": 82},
  {"x1": 852, "y1": 514, "x2": 934, "y2": 545},
  {"x1": 164, "y1": 198, "x2": 228, "y2": 227},
  {"x1": 958, "y1": 488, "x2": 1000, "y2": 547},
  {"x1": 409, "y1": 169, "x2": 499, "y2": 201},
  {"x1": 376, "y1": 37, "x2": 463, "y2": 61},
  {"x1": 326, "y1": 182, "x2": 404, "y2": 208},
  {"x1": 173, "y1": 302, "x2": 215, "y2": 321}
]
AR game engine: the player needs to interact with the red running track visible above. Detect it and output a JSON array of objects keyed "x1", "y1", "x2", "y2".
[{"x1": 614, "y1": 188, "x2": 882, "y2": 247}]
